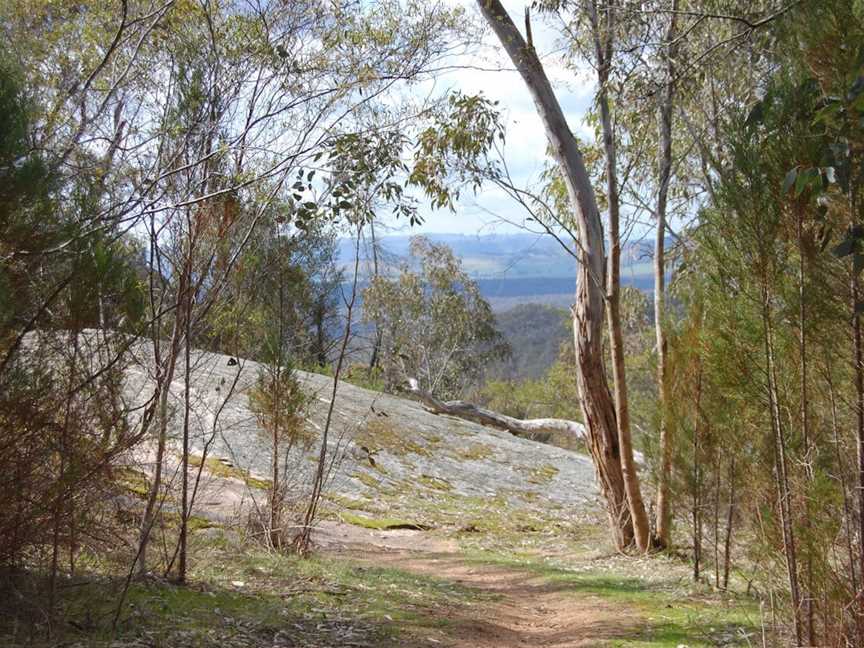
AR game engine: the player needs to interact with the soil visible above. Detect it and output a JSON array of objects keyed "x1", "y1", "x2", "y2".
[{"x1": 314, "y1": 523, "x2": 644, "y2": 648}]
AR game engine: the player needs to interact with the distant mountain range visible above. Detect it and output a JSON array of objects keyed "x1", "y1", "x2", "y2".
[{"x1": 338, "y1": 232, "x2": 661, "y2": 309}]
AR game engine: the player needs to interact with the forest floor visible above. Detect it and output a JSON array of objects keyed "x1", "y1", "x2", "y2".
[{"x1": 1, "y1": 514, "x2": 762, "y2": 648}]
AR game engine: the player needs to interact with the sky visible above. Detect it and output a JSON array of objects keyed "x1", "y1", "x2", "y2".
[{"x1": 379, "y1": 0, "x2": 597, "y2": 236}]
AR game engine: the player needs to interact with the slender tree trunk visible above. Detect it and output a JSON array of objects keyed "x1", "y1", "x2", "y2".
[
  {"x1": 269, "y1": 363, "x2": 282, "y2": 549},
  {"x1": 368, "y1": 219, "x2": 383, "y2": 373},
  {"x1": 654, "y1": 0, "x2": 679, "y2": 550},
  {"x1": 827, "y1": 372, "x2": 859, "y2": 595},
  {"x1": 177, "y1": 276, "x2": 192, "y2": 584},
  {"x1": 138, "y1": 287, "x2": 185, "y2": 576},
  {"x1": 271, "y1": 282, "x2": 286, "y2": 549},
  {"x1": 294, "y1": 233, "x2": 363, "y2": 553},
  {"x1": 692, "y1": 362, "x2": 703, "y2": 582},
  {"x1": 476, "y1": 0, "x2": 634, "y2": 550},
  {"x1": 797, "y1": 210, "x2": 815, "y2": 645},
  {"x1": 314, "y1": 302, "x2": 327, "y2": 367},
  {"x1": 713, "y1": 454, "x2": 721, "y2": 589},
  {"x1": 763, "y1": 283, "x2": 803, "y2": 645},
  {"x1": 587, "y1": 0, "x2": 650, "y2": 552},
  {"x1": 723, "y1": 458, "x2": 735, "y2": 590},
  {"x1": 847, "y1": 182, "x2": 864, "y2": 643},
  {"x1": 851, "y1": 270, "x2": 864, "y2": 638}
]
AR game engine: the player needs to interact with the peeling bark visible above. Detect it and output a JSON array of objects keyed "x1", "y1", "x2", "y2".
[
  {"x1": 588, "y1": 0, "x2": 651, "y2": 552},
  {"x1": 476, "y1": 0, "x2": 634, "y2": 549}
]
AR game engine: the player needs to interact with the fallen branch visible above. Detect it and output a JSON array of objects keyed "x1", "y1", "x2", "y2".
[
  {"x1": 407, "y1": 378, "x2": 646, "y2": 465},
  {"x1": 405, "y1": 378, "x2": 586, "y2": 441}
]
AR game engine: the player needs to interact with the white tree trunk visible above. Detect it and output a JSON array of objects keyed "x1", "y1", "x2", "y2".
[
  {"x1": 475, "y1": 0, "x2": 635, "y2": 549},
  {"x1": 654, "y1": 0, "x2": 679, "y2": 549}
]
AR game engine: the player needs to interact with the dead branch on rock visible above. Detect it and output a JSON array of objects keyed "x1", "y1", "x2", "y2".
[{"x1": 405, "y1": 378, "x2": 585, "y2": 441}]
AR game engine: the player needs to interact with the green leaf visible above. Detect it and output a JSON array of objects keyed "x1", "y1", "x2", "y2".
[
  {"x1": 795, "y1": 168, "x2": 819, "y2": 197},
  {"x1": 782, "y1": 168, "x2": 798, "y2": 194}
]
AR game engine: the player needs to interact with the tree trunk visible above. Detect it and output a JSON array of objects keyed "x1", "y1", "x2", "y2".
[
  {"x1": 368, "y1": 219, "x2": 383, "y2": 373},
  {"x1": 853, "y1": 269, "x2": 864, "y2": 636},
  {"x1": 476, "y1": 0, "x2": 634, "y2": 550},
  {"x1": 713, "y1": 453, "x2": 721, "y2": 589},
  {"x1": 846, "y1": 181, "x2": 864, "y2": 644},
  {"x1": 587, "y1": 0, "x2": 650, "y2": 553},
  {"x1": 723, "y1": 458, "x2": 735, "y2": 590},
  {"x1": 654, "y1": 0, "x2": 679, "y2": 550},
  {"x1": 138, "y1": 275, "x2": 186, "y2": 577},
  {"x1": 177, "y1": 289, "x2": 191, "y2": 584},
  {"x1": 406, "y1": 378, "x2": 585, "y2": 438},
  {"x1": 763, "y1": 283, "x2": 803, "y2": 645},
  {"x1": 692, "y1": 361, "x2": 702, "y2": 582},
  {"x1": 797, "y1": 209, "x2": 815, "y2": 645},
  {"x1": 270, "y1": 367, "x2": 281, "y2": 548}
]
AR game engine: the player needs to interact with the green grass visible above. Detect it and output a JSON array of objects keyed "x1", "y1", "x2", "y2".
[
  {"x1": 454, "y1": 442, "x2": 494, "y2": 461},
  {"x1": 339, "y1": 511, "x2": 430, "y2": 531},
  {"x1": 463, "y1": 549, "x2": 760, "y2": 647},
  {"x1": 115, "y1": 466, "x2": 150, "y2": 497},
  {"x1": 189, "y1": 454, "x2": 272, "y2": 490},
  {"x1": 417, "y1": 474, "x2": 453, "y2": 491},
  {"x1": 518, "y1": 463, "x2": 560, "y2": 485},
  {"x1": 2, "y1": 529, "x2": 492, "y2": 647}
]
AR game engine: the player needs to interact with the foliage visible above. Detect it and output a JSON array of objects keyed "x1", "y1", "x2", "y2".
[
  {"x1": 487, "y1": 304, "x2": 571, "y2": 380},
  {"x1": 665, "y1": 10, "x2": 864, "y2": 638},
  {"x1": 362, "y1": 236, "x2": 509, "y2": 399},
  {"x1": 0, "y1": 0, "x2": 476, "y2": 630},
  {"x1": 248, "y1": 356, "x2": 313, "y2": 550}
]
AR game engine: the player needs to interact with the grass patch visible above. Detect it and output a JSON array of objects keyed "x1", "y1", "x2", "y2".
[
  {"x1": 339, "y1": 511, "x2": 430, "y2": 531},
  {"x1": 2, "y1": 533, "x2": 491, "y2": 647},
  {"x1": 115, "y1": 466, "x2": 149, "y2": 498},
  {"x1": 326, "y1": 494, "x2": 372, "y2": 511},
  {"x1": 454, "y1": 443, "x2": 493, "y2": 461},
  {"x1": 354, "y1": 419, "x2": 431, "y2": 457},
  {"x1": 352, "y1": 470, "x2": 382, "y2": 489},
  {"x1": 464, "y1": 550, "x2": 759, "y2": 647},
  {"x1": 518, "y1": 463, "x2": 560, "y2": 485},
  {"x1": 418, "y1": 474, "x2": 452, "y2": 491},
  {"x1": 189, "y1": 454, "x2": 271, "y2": 490}
]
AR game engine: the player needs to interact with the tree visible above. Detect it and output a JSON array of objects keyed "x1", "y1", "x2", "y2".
[
  {"x1": 474, "y1": 0, "x2": 638, "y2": 550},
  {"x1": 249, "y1": 356, "x2": 311, "y2": 551},
  {"x1": 362, "y1": 236, "x2": 508, "y2": 399}
]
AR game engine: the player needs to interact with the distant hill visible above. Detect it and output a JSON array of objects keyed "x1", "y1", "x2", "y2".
[
  {"x1": 491, "y1": 304, "x2": 571, "y2": 380},
  {"x1": 339, "y1": 232, "x2": 661, "y2": 309}
]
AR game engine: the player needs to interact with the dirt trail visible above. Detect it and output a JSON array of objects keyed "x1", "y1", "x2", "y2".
[
  {"x1": 375, "y1": 550, "x2": 642, "y2": 648},
  {"x1": 315, "y1": 523, "x2": 644, "y2": 648}
]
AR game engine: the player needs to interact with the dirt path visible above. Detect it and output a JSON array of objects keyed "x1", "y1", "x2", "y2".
[
  {"x1": 315, "y1": 523, "x2": 644, "y2": 648},
  {"x1": 374, "y1": 550, "x2": 642, "y2": 648}
]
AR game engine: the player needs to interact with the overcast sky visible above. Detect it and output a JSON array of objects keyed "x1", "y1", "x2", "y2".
[{"x1": 380, "y1": 0, "x2": 596, "y2": 236}]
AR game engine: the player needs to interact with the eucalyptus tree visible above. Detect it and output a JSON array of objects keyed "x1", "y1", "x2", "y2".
[
  {"x1": 0, "y1": 0, "x2": 481, "y2": 602},
  {"x1": 471, "y1": 0, "x2": 638, "y2": 550},
  {"x1": 362, "y1": 236, "x2": 509, "y2": 400}
]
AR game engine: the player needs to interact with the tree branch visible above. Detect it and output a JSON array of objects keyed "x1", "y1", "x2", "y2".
[{"x1": 405, "y1": 377, "x2": 585, "y2": 441}]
